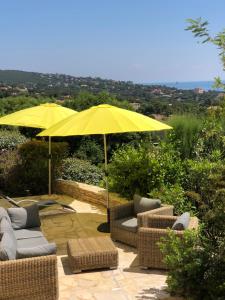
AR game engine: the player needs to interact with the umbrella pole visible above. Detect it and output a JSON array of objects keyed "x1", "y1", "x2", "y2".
[
  {"x1": 48, "y1": 136, "x2": 52, "y2": 196},
  {"x1": 103, "y1": 134, "x2": 110, "y2": 224}
]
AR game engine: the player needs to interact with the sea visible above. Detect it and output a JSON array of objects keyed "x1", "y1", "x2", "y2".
[{"x1": 145, "y1": 81, "x2": 224, "y2": 91}]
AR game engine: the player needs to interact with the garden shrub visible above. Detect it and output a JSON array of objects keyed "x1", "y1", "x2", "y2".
[
  {"x1": 108, "y1": 143, "x2": 184, "y2": 198},
  {"x1": 159, "y1": 189, "x2": 225, "y2": 300},
  {"x1": 3, "y1": 140, "x2": 69, "y2": 196},
  {"x1": 183, "y1": 159, "x2": 225, "y2": 213},
  {"x1": 0, "y1": 129, "x2": 27, "y2": 151},
  {"x1": 74, "y1": 137, "x2": 104, "y2": 165},
  {"x1": 149, "y1": 184, "x2": 196, "y2": 215},
  {"x1": 108, "y1": 145, "x2": 158, "y2": 198},
  {"x1": 0, "y1": 149, "x2": 21, "y2": 193},
  {"x1": 59, "y1": 157, "x2": 103, "y2": 186},
  {"x1": 167, "y1": 115, "x2": 203, "y2": 159}
]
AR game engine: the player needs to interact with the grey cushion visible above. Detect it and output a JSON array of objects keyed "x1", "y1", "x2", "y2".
[
  {"x1": 172, "y1": 212, "x2": 190, "y2": 231},
  {"x1": 17, "y1": 236, "x2": 48, "y2": 248},
  {"x1": 7, "y1": 204, "x2": 41, "y2": 230},
  {"x1": 0, "y1": 231, "x2": 17, "y2": 260},
  {"x1": 14, "y1": 227, "x2": 43, "y2": 240},
  {"x1": 114, "y1": 217, "x2": 137, "y2": 233},
  {"x1": 0, "y1": 217, "x2": 13, "y2": 234},
  {"x1": 0, "y1": 207, "x2": 11, "y2": 223},
  {"x1": 134, "y1": 194, "x2": 161, "y2": 215},
  {"x1": 17, "y1": 243, "x2": 57, "y2": 259}
]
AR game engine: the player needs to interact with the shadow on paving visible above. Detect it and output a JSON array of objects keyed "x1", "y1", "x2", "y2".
[{"x1": 41, "y1": 212, "x2": 108, "y2": 255}]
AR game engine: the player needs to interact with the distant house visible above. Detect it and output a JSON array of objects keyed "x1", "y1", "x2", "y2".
[
  {"x1": 151, "y1": 88, "x2": 163, "y2": 95},
  {"x1": 130, "y1": 102, "x2": 141, "y2": 110},
  {"x1": 194, "y1": 88, "x2": 205, "y2": 94},
  {"x1": 151, "y1": 114, "x2": 166, "y2": 121}
]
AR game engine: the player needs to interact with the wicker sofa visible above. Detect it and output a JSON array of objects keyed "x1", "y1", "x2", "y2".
[
  {"x1": 138, "y1": 214, "x2": 199, "y2": 269},
  {"x1": 110, "y1": 198, "x2": 174, "y2": 247},
  {"x1": 0, "y1": 206, "x2": 58, "y2": 300}
]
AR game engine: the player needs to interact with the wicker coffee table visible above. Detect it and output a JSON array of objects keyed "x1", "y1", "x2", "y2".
[{"x1": 67, "y1": 236, "x2": 118, "y2": 273}]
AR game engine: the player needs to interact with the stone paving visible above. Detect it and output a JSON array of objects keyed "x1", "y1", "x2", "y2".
[{"x1": 0, "y1": 194, "x2": 181, "y2": 300}]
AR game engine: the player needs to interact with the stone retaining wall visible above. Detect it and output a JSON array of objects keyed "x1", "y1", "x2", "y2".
[{"x1": 54, "y1": 179, "x2": 127, "y2": 208}]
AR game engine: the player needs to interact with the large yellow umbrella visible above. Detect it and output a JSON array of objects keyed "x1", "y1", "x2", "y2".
[
  {"x1": 38, "y1": 104, "x2": 172, "y2": 224},
  {"x1": 0, "y1": 103, "x2": 77, "y2": 195}
]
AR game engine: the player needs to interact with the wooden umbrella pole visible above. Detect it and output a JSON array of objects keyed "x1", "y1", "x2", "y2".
[
  {"x1": 103, "y1": 134, "x2": 110, "y2": 224},
  {"x1": 48, "y1": 136, "x2": 52, "y2": 196}
]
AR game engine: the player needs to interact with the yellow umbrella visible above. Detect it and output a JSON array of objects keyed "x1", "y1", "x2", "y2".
[
  {"x1": 38, "y1": 104, "x2": 172, "y2": 224},
  {"x1": 0, "y1": 103, "x2": 77, "y2": 195}
]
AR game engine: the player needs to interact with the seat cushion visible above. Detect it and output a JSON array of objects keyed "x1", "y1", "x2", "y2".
[
  {"x1": 14, "y1": 227, "x2": 43, "y2": 240},
  {"x1": 17, "y1": 243, "x2": 57, "y2": 259},
  {"x1": 114, "y1": 217, "x2": 138, "y2": 233},
  {"x1": 7, "y1": 204, "x2": 41, "y2": 230},
  {"x1": 0, "y1": 231, "x2": 17, "y2": 260},
  {"x1": 134, "y1": 194, "x2": 161, "y2": 215},
  {"x1": 172, "y1": 212, "x2": 190, "y2": 231},
  {"x1": 17, "y1": 236, "x2": 48, "y2": 248}
]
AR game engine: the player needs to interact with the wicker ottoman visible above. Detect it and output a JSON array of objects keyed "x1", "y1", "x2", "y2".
[{"x1": 67, "y1": 236, "x2": 118, "y2": 273}]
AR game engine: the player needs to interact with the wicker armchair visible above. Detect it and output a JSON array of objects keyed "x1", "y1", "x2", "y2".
[
  {"x1": 138, "y1": 214, "x2": 199, "y2": 269},
  {"x1": 0, "y1": 255, "x2": 58, "y2": 300},
  {"x1": 110, "y1": 201, "x2": 174, "y2": 247}
]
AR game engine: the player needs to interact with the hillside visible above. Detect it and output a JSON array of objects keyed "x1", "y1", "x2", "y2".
[{"x1": 0, "y1": 70, "x2": 221, "y2": 116}]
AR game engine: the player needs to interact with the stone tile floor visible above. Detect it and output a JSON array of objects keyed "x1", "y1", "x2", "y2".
[{"x1": 0, "y1": 194, "x2": 182, "y2": 300}]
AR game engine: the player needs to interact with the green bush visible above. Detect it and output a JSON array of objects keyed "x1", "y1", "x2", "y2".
[
  {"x1": 159, "y1": 189, "x2": 225, "y2": 300},
  {"x1": 74, "y1": 137, "x2": 104, "y2": 165},
  {"x1": 59, "y1": 157, "x2": 103, "y2": 186},
  {"x1": 0, "y1": 130, "x2": 27, "y2": 151},
  {"x1": 0, "y1": 149, "x2": 21, "y2": 193},
  {"x1": 167, "y1": 115, "x2": 203, "y2": 159},
  {"x1": 108, "y1": 143, "x2": 184, "y2": 198},
  {"x1": 159, "y1": 229, "x2": 206, "y2": 299},
  {"x1": 183, "y1": 159, "x2": 225, "y2": 213},
  {"x1": 149, "y1": 184, "x2": 196, "y2": 215},
  {"x1": 1, "y1": 140, "x2": 68, "y2": 196}
]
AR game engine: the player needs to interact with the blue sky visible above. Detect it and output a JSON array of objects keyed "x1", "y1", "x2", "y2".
[{"x1": 0, "y1": 0, "x2": 224, "y2": 82}]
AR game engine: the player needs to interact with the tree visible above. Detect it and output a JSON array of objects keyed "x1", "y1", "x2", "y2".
[{"x1": 186, "y1": 18, "x2": 225, "y2": 90}]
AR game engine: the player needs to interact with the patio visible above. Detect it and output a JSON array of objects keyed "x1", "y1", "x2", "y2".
[{"x1": 0, "y1": 194, "x2": 178, "y2": 300}]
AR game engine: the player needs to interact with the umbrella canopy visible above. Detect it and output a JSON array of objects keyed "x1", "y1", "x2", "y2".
[
  {"x1": 0, "y1": 103, "x2": 77, "y2": 195},
  {"x1": 38, "y1": 104, "x2": 172, "y2": 229},
  {"x1": 37, "y1": 104, "x2": 172, "y2": 136},
  {"x1": 0, "y1": 103, "x2": 76, "y2": 129}
]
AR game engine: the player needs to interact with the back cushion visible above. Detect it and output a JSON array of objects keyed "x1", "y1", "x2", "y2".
[
  {"x1": 7, "y1": 204, "x2": 41, "y2": 230},
  {"x1": 0, "y1": 217, "x2": 13, "y2": 234},
  {"x1": 134, "y1": 194, "x2": 161, "y2": 215},
  {"x1": 172, "y1": 212, "x2": 190, "y2": 231},
  {"x1": 0, "y1": 231, "x2": 17, "y2": 260}
]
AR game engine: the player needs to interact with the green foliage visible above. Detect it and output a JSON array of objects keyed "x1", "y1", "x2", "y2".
[
  {"x1": 149, "y1": 184, "x2": 196, "y2": 215},
  {"x1": 0, "y1": 96, "x2": 54, "y2": 115},
  {"x1": 73, "y1": 137, "x2": 104, "y2": 165},
  {"x1": 0, "y1": 149, "x2": 20, "y2": 192},
  {"x1": 167, "y1": 115, "x2": 203, "y2": 159},
  {"x1": 108, "y1": 143, "x2": 184, "y2": 199},
  {"x1": 183, "y1": 159, "x2": 225, "y2": 214},
  {"x1": 108, "y1": 145, "x2": 154, "y2": 198},
  {"x1": 159, "y1": 229, "x2": 206, "y2": 299},
  {"x1": 186, "y1": 18, "x2": 225, "y2": 90},
  {"x1": 159, "y1": 189, "x2": 225, "y2": 299},
  {"x1": 2, "y1": 140, "x2": 68, "y2": 196},
  {"x1": 0, "y1": 130, "x2": 27, "y2": 151},
  {"x1": 64, "y1": 91, "x2": 132, "y2": 111},
  {"x1": 59, "y1": 157, "x2": 103, "y2": 186}
]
